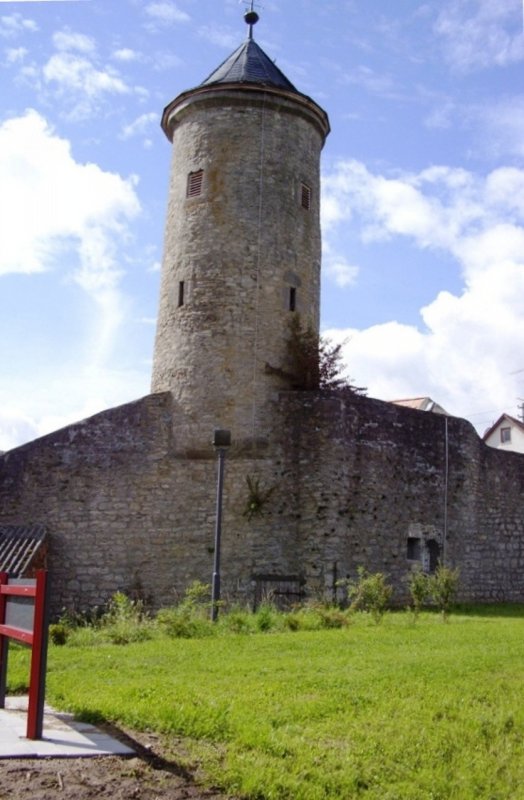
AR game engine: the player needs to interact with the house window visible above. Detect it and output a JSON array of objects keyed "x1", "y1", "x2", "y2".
[
  {"x1": 289, "y1": 287, "x2": 297, "y2": 312},
  {"x1": 177, "y1": 281, "x2": 184, "y2": 307},
  {"x1": 407, "y1": 537, "x2": 421, "y2": 561},
  {"x1": 301, "y1": 183, "x2": 311, "y2": 210},
  {"x1": 500, "y1": 427, "x2": 511, "y2": 443},
  {"x1": 187, "y1": 170, "x2": 204, "y2": 198}
]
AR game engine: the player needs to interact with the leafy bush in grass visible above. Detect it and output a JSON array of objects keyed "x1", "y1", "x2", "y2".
[
  {"x1": 101, "y1": 592, "x2": 154, "y2": 644},
  {"x1": 407, "y1": 567, "x2": 432, "y2": 619},
  {"x1": 219, "y1": 606, "x2": 254, "y2": 634},
  {"x1": 156, "y1": 581, "x2": 215, "y2": 639},
  {"x1": 347, "y1": 567, "x2": 392, "y2": 623},
  {"x1": 431, "y1": 564, "x2": 460, "y2": 620},
  {"x1": 407, "y1": 564, "x2": 460, "y2": 620},
  {"x1": 285, "y1": 602, "x2": 351, "y2": 631},
  {"x1": 254, "y1": 602, "x2": 283, "y2": 632},
  {"x1": 156, "y1": 606, "x2": 214, "y2": 638},
  {"x1": 49, "y1": 622, "x2": 70, "y2": 646}
]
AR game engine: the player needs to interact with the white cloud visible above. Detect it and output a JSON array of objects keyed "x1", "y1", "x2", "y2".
[
  {"x1": 4, "y1": 46, "x2": 27, "y2": 63},
  {"x1": 33, "y1": 28, "x2": 147, "y2": 119},
  {"x1": 0, "y1": 13, "x2": 38, "y2": 37},
  {"x1": 0, "y1": 111, "x2": 145, "y2": 450},
  {"x1": 0, "y1": 408, "x2": 39, "y2": 453},
  {"x1": 53, "y1": 29, "x2": 95, "y2": 53},
  {"x1": 0, "y1": 109, "x2": 139, "y2": 328},
  {"x1": 325, "y1": 258, "x2": 359, "y2": 288},
  {"x1": 0, "y1": 110, "x2": 140, "y2": 272},
  {"x1": 44, "y1": 52, "x2": 130, "y2": 99},
  {"x1": 113, "y1": 47, "x2": 141, "y2": 62},
  {"x1": 322, "y1": 159, "x2": 524, "y2": 429},
  {"x1": 435, "y1": 0, "x2": 523, "y2": 71},
  {"x1": 145, "y1": 1, "x2": 190, "y2": 26},
  {"x1": 120, "y1": 111, "x2": 158, "y2": 140}
]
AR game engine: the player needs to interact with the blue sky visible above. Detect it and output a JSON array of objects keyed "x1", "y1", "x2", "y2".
[{"x1": 0, "y1": 0, "x2": 523, "y2": 450}]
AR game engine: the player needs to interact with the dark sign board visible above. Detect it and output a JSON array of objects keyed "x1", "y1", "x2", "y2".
[{"x1": 4, "y1": 579, "x2": 36, "y2": 636}]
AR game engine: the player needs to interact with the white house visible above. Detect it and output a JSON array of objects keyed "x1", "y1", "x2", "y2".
[{"x1": 483, "y1": 414, "x2": 524, "y2": 454}]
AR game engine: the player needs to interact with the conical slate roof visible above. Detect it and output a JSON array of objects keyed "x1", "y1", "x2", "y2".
[{"x1": 200, "y1": 38, "x2": 298, "y2": 94}]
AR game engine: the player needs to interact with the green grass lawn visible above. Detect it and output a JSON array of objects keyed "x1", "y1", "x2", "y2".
[{"x1": 8, "y1": 608, "x2": 524, "y2": 799}]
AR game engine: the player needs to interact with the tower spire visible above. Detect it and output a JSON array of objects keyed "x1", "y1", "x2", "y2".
[{"x1": 244, "y1": 0, "x2": 260, "y2": 40}]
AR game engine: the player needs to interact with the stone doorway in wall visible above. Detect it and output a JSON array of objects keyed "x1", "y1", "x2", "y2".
[{"x1": 252, "y1": 574, "x2": 306, "y2": 610}]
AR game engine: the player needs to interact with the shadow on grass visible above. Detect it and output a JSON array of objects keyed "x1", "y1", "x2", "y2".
[
  {"x1": 80, "y1": 714, "x2": 195, "y2": 780},
  {"x1": 453, "y1": 603, "x2": 524, "y2": 618}
]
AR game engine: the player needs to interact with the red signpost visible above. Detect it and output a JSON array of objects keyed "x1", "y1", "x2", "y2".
[{"x1": 0, "y1": 570, "x2": 50, "y2": 740}]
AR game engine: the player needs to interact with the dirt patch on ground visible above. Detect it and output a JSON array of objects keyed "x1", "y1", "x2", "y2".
[{"x1": 0, "y1": 726, "x2": 236, "y2": 800}]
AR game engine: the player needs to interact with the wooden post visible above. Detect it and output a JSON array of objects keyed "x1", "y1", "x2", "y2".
[{"x1": 0, "y1": 570, "x2": 50, "y2": 739}]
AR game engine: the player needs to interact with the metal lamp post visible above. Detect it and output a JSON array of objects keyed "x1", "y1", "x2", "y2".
[{"x1": 211, "y1": 429, "x2": 231, "y2": 621}]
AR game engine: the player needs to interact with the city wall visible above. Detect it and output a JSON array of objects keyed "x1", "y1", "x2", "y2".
[{"x1": 0, "y1": 390, "x2": 522, "y2": 615}]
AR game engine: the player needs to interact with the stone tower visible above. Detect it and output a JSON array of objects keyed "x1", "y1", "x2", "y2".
[{"x1": 151, "y1": 11, "x2": 330, "y2": 450}]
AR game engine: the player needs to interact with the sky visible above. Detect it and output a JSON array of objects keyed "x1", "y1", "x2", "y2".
[{"x1": 0, "y1": 0, "x2": 523, "y2": 451}]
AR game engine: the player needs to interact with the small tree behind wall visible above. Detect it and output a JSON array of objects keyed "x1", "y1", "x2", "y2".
[{"x1": 286, "y1": 315, "x2": 366, "y2": 393}]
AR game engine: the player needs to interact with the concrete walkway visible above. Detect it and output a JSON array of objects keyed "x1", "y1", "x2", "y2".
[{"x1": 0, "y1": 697, "x2": 134, "y2": 758}]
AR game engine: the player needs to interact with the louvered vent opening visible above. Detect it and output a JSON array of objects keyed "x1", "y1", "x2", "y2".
[
  {"x1": 0, "y1": 525, "x2": 47, "y2": 577},
  {"x1": 301, "y1": 183, "x2": 312, "y2": 210},
  {"x1": 187, "y1": 170, "x2": 204, "y2": 198}
]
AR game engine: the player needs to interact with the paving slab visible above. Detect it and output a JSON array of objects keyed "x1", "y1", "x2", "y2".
[{"x1": 0, "y1": 696, "x2": 134, "y2": 759}]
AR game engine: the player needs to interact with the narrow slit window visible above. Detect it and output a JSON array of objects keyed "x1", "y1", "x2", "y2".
[
  {"x1": 177, "y1": 281, "x2": 185, "y2": 307},
  {"x1": 187, "y1": 170, "x2": 204, "y2": 198},
  {"x1": 301, "y1": 183, "x2": 311, "y2": 210},
  {"x1": 289, "y1": 287, "x2": 297, "y2": 312}
]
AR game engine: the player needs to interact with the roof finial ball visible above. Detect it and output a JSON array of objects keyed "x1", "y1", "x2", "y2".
[{"x1": 244, "y1": 7, "x2": 259, "y2": 39}]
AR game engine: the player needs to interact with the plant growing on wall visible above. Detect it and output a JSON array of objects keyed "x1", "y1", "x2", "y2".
[{"x1": 243, "y1": 475, "x2": 275, "y2": 520}]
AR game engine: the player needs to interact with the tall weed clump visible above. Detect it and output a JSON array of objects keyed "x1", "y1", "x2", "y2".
[
  {"x1": 101, "y1": 591, "x2": 153, "y2": 644},
  {"x1": 156, "y1": 581, "x2": 215, "y2": 638},
  {"x1": 50, "y1": 600, "x2": 149, "y2": 647}
]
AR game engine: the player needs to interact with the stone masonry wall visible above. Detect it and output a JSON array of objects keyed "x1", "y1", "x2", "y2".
[
  {"x1": 152, "y1": 88, "x2": 327, "y2": 454},
  {"x1": 0, "y1": 390, "x2": 523, "y2": 616}
]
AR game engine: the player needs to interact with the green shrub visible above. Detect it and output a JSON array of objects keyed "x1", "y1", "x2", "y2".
[
  {"x1": 156, "y1": 606, "x2": 214, "y2": 639},
  {"x1": 408, "y1": 568, "x2": 431, "y2": 619},
  {"x1": 182, "y1": 580, "x2": 212, "y2": 609},
  {"x1": 284, "y1": 612, "x2": 302, "y2": 631},
  {"x1": 49, "y1": 622, "x2": 69, "y2": 646},
  {"x1": 348, "y1": 567, "x2": 392, "y2": 623},
  {"x1": 101, "y1": 591, "x2": 154, "y2": 645},
  {"x1": 220, "y1": 607, "x2": 253, "y2": 634},
  {"x1": 315, "y1": 604, "x2": 351, "y2": 629},
  {"x1": 254, "y1": 602, "x2": 281, "y2": 632},
  {"x1": 431, "y1": 564, "x2": 460, "y2": 620},
  {"x1": 156, "y1": 581, "x2": 215, "y2": 639}
]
